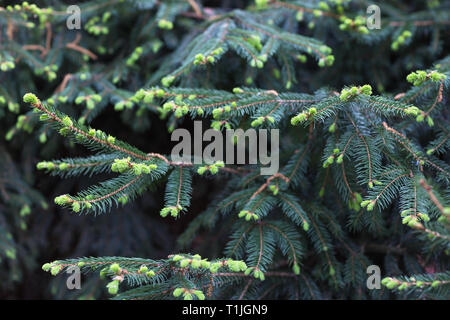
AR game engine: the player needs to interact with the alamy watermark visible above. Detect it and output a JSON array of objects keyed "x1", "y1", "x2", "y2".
[
  {"x1": 366, "y1": 265, "x2": 381, "y2": 289},
  {"x1": 366, "y1": 5, "x2": 381, "y2": 30},
  {"x1": 66, "y1": 266, "x2": 81, "y2": 290},
  {"x1": 64, "y1": 4, "x2": 382, "y2": 31},
  {"x1": 66, "y1": 5, "x2": 81, "y2": 30}
]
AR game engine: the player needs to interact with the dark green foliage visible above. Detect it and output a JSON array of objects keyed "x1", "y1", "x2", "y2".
[{"x1": 1, "y1": 0, "x2": 449, "y2": 300}]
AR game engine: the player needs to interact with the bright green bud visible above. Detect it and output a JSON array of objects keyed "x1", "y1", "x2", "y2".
[
  {"x1": 194, "y1": 290, "x2": 205, "y2": 300},
  {"x1": 291, "y1": 112, "x2": 307, "y2": 125},
  {"x1": 210, "y1": 262, "x2": 221, "y2": 273},
  {"x1": 209, "y1": 165, "x2": 218, "y2": 175},
  {"x1": 114, "y1": 101, "x2": 125, "y2": 111},
  {"x1": 356, "y1": 25, "x2": 369, "y2": 34},
  {"x1": 296, "y1": 55, "x2": 307, "y2": 64},
  {"x1": 386, "y1": 280, "x2": 399, "y2": 289},
  {"x1": 173, "y1": 288, "x2": 184, "y2": 297},
  {"x1": 160, "y1": 207, "x2": 170, "y2": 218},
  {"x1": 366, "y1": 201, "x2": 375, "y2": 211},
  {"x1": 293, "y1": 263, "x2": 300, "y2": 275},
  {"x1": 58, "y1": 163, "x2": 69, "y2": 170},
  {"x1": 180, "y1": 259, "x2": 190, "y2": 268},
  {"x1": 360, "y1": 84, "x2": 372, "y2": 95},
  {"x1": 443, "y1": 207, "x2": 450, "y2": 216},
  {"x1": 431, "y1": 281, "x2": 440, "y2": 288},
  {"x1": 302, "y1": 221, "x2": 309, "y2": 232},
  {"x1": 42, "y1": 263, "x2": 52, "y2": 272},
  {"x1": 429, "y1": 71, "x2": 446, "y2": 81},
  {"x1": 39, "y1": 132, "x2": 47, "y2": 143},
  {"x1": 23, "y1": 93, "x2": 38, "y2": 104},
  {"x1": 62, "y1": 116, "x2": 73, "y2": 127},
  {"x1": 155, "y1": 89, "x2": 165, "y2": 98},
  {"x1": 109, "y1": 263, "x2": 121, "y2": 274},
  {"x1": 381, "y1": 277, "x2": 391, "y2": 286},
  {"x1": 398, "y1": 283, "x2": 408, "y2": 290},
  {"x1": 329, "y1": 266, "x2": 335, "y2": 276},
  {"x1": 418, "y1": 213, "x2": 430, "y2": 222},
  {"x1": 319, "y1": 187, "x2": 325, "y2": 198},
  {"x1": 54, "y1": 195, "x2": 71, "y2": 205},
  {"x1": 339, "y1": 89, "x2": 350, "y2": 101},
  {"x1": 191, "y1": 259, "x2": 201, "y2": 269},
  {"x1": 106, "y1": 280, "x2": 119, "y2": 295},
  {"x1": 212, "y1": 108, "x2": 224, "y2": 119},
  {"x1": 255, "y1": 0, "x2": 268, "y2": 9},
  {"x1": 201, "y1": 260, "x2": 211, "y2": 268},
  {"x1": 197, "y1": 166, "x2": 207, "y2": 175},
  {"x1": 403, "y1": 30, "x2": 412, "y2": 38},
  {"x1": 318, "y1": 1, "x2": 329, "y2": 10},
  {"x1": 328, "y1": 123, "x2": 336, "y2": 133},
  {"x1": 72, "y1": 202, "x2": 81, "y2": 212},
  {"x1": 158, "y1": 19, "x2": 173, "y2": 30},
  {"x1": 215, "y1": 161, "x2": 225, "y2": 168},
  {"x1": 51, "y1": 265, "x2": 62, "y2": 276},
  {"x1": 325, "y1": 55, "x2": 334, "y2": 66},
  {"x1": 133, "y1": 264, "x2": 147, "y2": 274},
  {"x1": 161, "y1": 75, "x2": 175, "y2": 87},
  {"x1": 172, "y1": 255, "x2": 184, "y2": 263},
  {"x1": 360, "y1": 200, "x2": 370, "y2": 208},
  {"x1": 238, "y1": 210, "x2": 247, "y2": 218},
  {"x1": 107, "y1": 135, "x2": 116, "y2": 144},
  {"x1": 290, "y1": 116, "x2": 300, "y2": 126}
]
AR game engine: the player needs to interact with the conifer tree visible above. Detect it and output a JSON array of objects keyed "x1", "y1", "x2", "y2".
[{"x1": 1, "y1": 1, "x2": 449, "y2": 299}]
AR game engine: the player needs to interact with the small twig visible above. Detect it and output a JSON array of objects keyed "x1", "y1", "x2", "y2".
[
  {"x1": 186, "y1": 0, "x2": 202, "y2": 18},
  {"x1": 250, "y1": 173, "x2": 289, "y2": 200},
  {"x1": 238, "y1": 279, "x2": 253, "y2": 300},
  {"x1": 22, "y1": 44, "x2": 47, "y2": 54},
  {"x1": 43, "y1": 22, "x2": 52, "y2": 57},
  {"x1": 54, "y1": 73, "x2": 73, "y2": 94},
  {"x1": 66, "y1": 33, "x2": 98, "y2": 60},
  {"x1": 419, "y1": 179, "x2": 446, "y2": 215}
]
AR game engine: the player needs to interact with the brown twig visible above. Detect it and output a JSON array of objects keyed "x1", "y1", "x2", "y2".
[
  {"x1": 249, "y1": 173, "x2": 289, "y2": 200},
  {"x1": 419, "y1": 179, "x2": 446, "y2": 215},
  {"x1": 54, "y1": 73, "x2": 73, "y2": 94},
  {"x1": 186, "y1": 0, "x2": 202, "y2": 18},
  {"x1": 66, "y1": 33, "x2": 98, "y2": 60}
]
